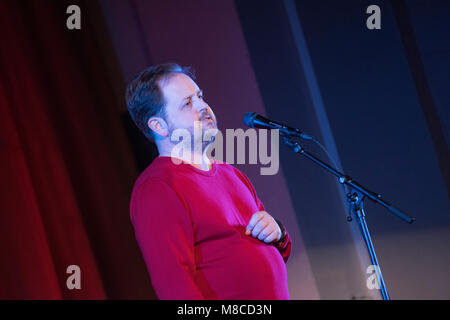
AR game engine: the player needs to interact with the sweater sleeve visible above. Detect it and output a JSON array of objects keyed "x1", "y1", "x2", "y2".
[
  {"x1": 273, "y1": 223, "x2": 292, "y2": 263},
  {"x1": 130, "y1": 178, "x2": 204, "y2": 300}
]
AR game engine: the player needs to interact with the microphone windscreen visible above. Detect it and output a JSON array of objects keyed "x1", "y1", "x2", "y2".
[{"x1": 243, "y1": 112, "x2": 257, "y2": 128}]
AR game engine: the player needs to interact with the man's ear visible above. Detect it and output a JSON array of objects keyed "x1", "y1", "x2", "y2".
[{"x1": 148, "y1": 117, "x2": 169, "y2": 138}]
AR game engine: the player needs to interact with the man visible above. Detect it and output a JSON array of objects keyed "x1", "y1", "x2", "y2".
[{"x1": 126, "y1": 63, "x2": 292, "y2": 299}]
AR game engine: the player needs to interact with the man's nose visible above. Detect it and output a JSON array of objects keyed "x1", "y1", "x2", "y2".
[{"x1": 195, "y1": 101, "x2": 210, "y2": 113}]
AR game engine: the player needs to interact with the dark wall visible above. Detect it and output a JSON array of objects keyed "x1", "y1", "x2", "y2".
[
  {"x1": 292, "y1": 0, "x2": 450, "y2": 298},
  {"x1": 406, "y1": 0, "x2": 450, "y2": 150}
]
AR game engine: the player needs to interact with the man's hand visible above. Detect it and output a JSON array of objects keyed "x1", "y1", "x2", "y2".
[{"x1": 245, "y1": 211, "x2": 282, "y2": 244}]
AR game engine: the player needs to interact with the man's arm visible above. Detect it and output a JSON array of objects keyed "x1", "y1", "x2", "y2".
[
  {"x1": 235, "y1": 169, "x2": 293, "y2": 263},
  {"x1": 246, "y1": 211, "x2": 292, "y2": 263},
  {"x1": 130, "y1": 178, "x2": 204, "y2": 300}
]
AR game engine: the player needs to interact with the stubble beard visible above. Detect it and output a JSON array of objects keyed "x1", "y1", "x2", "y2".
[{"x1": 167, "y1": 118, "x2": 218, "y2": 162}]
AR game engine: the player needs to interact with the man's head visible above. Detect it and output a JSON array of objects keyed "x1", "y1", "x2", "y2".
[{"x1": 126, "y1": 63, "x2": 217, "y2": 151}]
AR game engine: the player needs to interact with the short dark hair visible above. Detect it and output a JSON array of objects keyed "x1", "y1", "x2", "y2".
[{"x1": 125, "y1": 62, "x2": 195, "y2": 140}]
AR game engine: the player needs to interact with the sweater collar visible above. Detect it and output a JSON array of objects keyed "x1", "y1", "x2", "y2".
[{"x1": 154, "y1": 156, "x2": 218, "y2": 177}]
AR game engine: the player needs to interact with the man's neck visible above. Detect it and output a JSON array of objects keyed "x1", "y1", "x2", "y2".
[{"x1": 158, "y1": 150, "x2": 212, "y2": 171}]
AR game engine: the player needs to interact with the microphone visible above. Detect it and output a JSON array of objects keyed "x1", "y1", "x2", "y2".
[{"x1": 243, "y1": 112, "x2": 313, "y2": 140}]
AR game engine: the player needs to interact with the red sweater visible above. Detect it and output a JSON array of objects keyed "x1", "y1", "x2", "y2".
[{"x1": 130, "y1": 156, "x2": 291, "y2": 300}]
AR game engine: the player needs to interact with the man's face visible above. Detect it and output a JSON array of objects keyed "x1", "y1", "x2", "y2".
[{"x1": 159, "y1": 73, "x2": 217, "y2": 141}]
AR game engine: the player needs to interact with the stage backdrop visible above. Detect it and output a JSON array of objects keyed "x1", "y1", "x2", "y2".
[
  {"x1": 0, "y1": 0, "x2": 153, "y2": 299},
  {"x1": 1, "y1": 0, "x2": 449, "y2": 299}
]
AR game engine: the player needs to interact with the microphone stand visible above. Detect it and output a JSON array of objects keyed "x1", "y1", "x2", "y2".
[{"x1": 281, "y1": 134, "x2": 415, "y2": 300}]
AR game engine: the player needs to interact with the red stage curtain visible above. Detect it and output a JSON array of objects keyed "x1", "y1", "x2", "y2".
[{"x1": 0, "y1": 0, "x2": 155, "y2": 299}]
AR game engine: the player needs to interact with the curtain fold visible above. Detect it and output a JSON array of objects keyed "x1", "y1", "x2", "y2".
[{"x1": 0, "y1": 0, "x2": 154, "y2": 299}]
